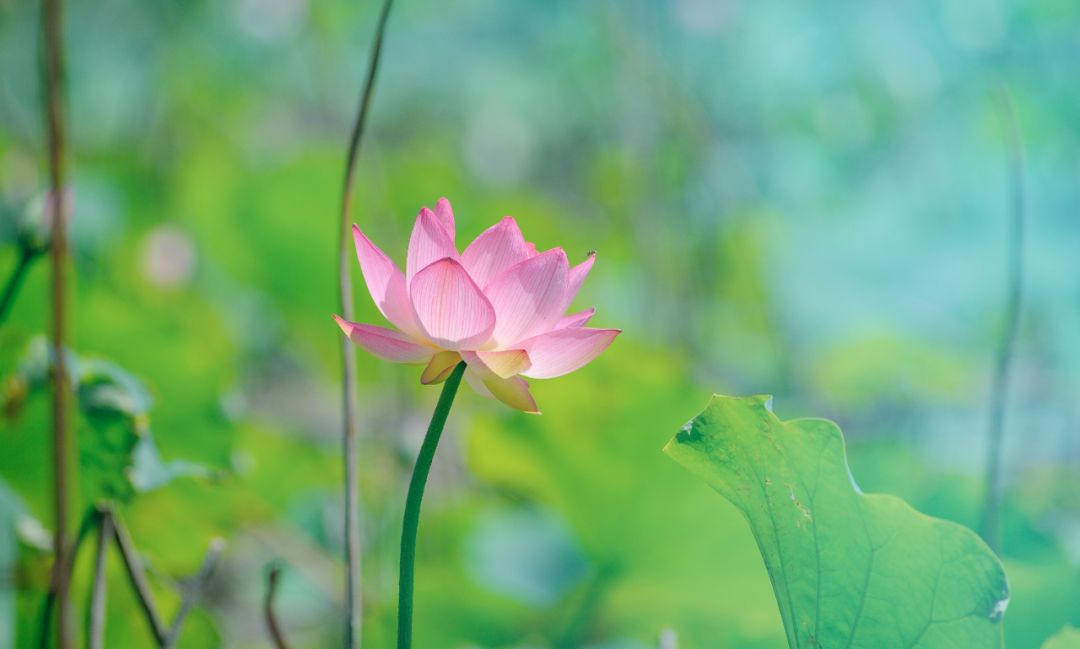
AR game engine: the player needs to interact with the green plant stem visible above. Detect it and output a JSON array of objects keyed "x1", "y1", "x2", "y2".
[
  {"x1": 86, "y1": 509, "x2": 111, "y2": 649},
  {"x1": 336, "y1": 2, "x2": 395, "y2": 646},
  {"x1": 0, "y1": 248, "x2": 40, "y2": 324},
  {"x1": 41, "y1": 0, "x2": 72, "y2": 642},
  {"x1": 37, "y1": 507, "x2": 95, "y2": 649},
  {"x1": 980, "y1": 86, "x2": 1025, "y2": 553},
  {"x1": 108, "y1": 507, "x2": 167, "y2": 644},
  {"x1": 397, "y1": 361, "x2": 466, "y2": 649}
]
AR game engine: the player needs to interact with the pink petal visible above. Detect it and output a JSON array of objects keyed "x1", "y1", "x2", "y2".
[
  {"x1": 352, "y1": 225, "x2": 423, "y2": 338},
  {"x1": 421, "y1": 350, "x2": 462, "y2": 384},
  {"x1": 519, "y1": 327, "x2": 620, "y2": 379},
  {"x1": 461, "y1": 349, "x2": 531, "y2": 379},
  {"x1": 556, "y1": 308, "x2": 595, "y2": 329},
  {"x1": 563, "y1": 253, "x2": 595, "y2": 311},
  {"x1": 409, "y1": 258, "x2": 496, "y2": 349},
  {"x1": 406, "y1": 207, "x2": 458, "y2": 284},
  {"x1": 433, "y1": 198, "x2": 455, "y2": 241},
  {"x1": 333, "y1": 315, "x2": 434, "y2": 363},
  {"x1": 461, "y1": 217, "x2": 533, "y2": 289},
  {"x1": 483, "y1": 248, "x2": 569, "y2": 346}
]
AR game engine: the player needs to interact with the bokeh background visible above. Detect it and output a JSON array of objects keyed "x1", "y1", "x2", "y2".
[{"x1": 2, "y1": 0, "x2": 1079, "y2": 647}]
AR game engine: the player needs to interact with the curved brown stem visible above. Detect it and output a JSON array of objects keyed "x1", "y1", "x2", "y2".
[{"x1": 265, "y1": 563, "x2": 291, "y2": 649}]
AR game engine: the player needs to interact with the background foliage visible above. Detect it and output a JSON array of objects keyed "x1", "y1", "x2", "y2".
[{"x1": 1, "y1": 0, "x2": 1078, "y2": 647}]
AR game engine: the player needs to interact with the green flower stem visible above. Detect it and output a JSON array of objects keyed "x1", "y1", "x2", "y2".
[{"x1": 397, "y1": 360, "x2": 466, "y2": 649}]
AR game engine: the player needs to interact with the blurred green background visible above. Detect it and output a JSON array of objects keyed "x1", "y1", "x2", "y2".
[{"x1": 1, "y1": 0, "x2": 1079, "y2": 647}]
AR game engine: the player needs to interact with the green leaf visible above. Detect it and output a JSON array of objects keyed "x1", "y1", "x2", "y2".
[
  {"x1": 664, "y1": 395, "x2": 1009, "y2": 649},
  {"x1": 79, "y1": 409, "x2": 141, "y2": 503},
  {"x1": 1043, "y1": 626, "x2": 1080, "y2": 649}
]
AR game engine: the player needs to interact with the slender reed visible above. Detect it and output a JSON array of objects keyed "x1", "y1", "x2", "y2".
[
  {"x1": 397, "y1": 362, "x2": 465, "y2": 649},
  {"x1": 336, "y1": 0, "x2": 395, "y2": 646},
  {"x1": 37, "y1": 507, "x2": 95, "y2": 649},
  {"x1": 41, "y1": 0, "x2": 72, "y2": 643},
  {"x1": 102, "y1": 506, "x2": 222, "y2": 646},
  {"x1": 979, "y1": 86, "x2": 1026, "y2": 553},
  {"x1": 86, "y1": 509, "x2": 111, "y2": 649},
  {"x1": 110, "y1": 508, "x2": 168, "y2": 644}
]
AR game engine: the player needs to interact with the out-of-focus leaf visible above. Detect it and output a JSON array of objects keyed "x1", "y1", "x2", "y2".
[
  {"x1": 14, "y1": 516, "x2": 51, "y2": 554},
  {"x1": 1002, "y1": 558, "x2": 1080, "y2": 649},
  {"x1": 0, "y1": 481, "x2": 48, "y2": 648},
  {"x1": 129, "y1": 429, "x2": 211, "y2": 492},
  {"x1": 77, "y1": 358, "x2": 154, "y2": 418},
  {"x1": 463, "y1": 507, "x2": 588, "y2": 607},
  {"x1": 3, "y1": 335, "x2": 208, "y2": 503},
  {"x1": 80, "y1": 411, "x2": 140, "y2": 503},
  {"x1": 0, "y1": 480, "x2": 20, "y2": 649},
  {"x1": 16, "y1": 194, "x2": 52, "y2": 254},
  {"x1": 3, "y1": 336, "x2": 152, "y2": 421},
  {"x1": 1043, "y1": 626, "x2": 1080, "y2": 649},
  {"x1": 1, "y1": 335, "x2": 77, "y2": 421},
  {"x1": 665, "y1": 395, "x2": 1009, "y2": 648}
]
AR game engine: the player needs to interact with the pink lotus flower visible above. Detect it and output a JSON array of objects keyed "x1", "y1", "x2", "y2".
[{"x1": 334, "y1": 198, "x2": 620, "y2": 414}]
